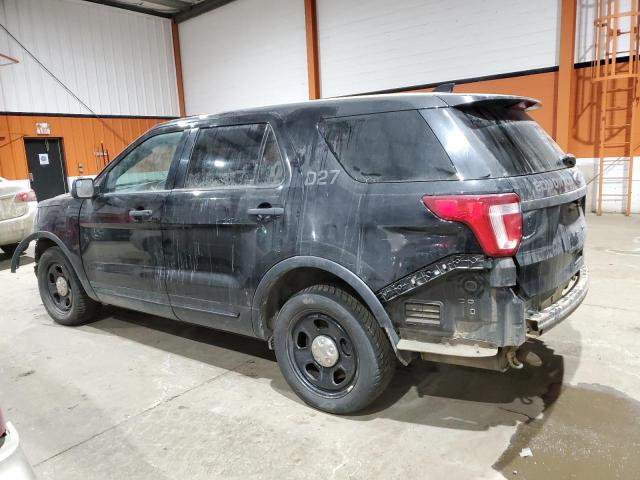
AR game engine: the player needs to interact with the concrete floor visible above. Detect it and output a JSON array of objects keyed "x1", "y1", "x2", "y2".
[{"x1": 1, "y1": 214, "x2": 639, "y2": 479}]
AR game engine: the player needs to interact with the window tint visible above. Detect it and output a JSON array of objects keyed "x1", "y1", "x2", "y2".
[
  {"x1": 450, "y1": 105, "x2": 565, "y2": 177},
  {"x1": 256, "y1": 127, "x2": 285, "y2": 185},
  {"x1": 318, "y1": 110, "x2": 457, "y2": 183},
  {"x1": 186, "y1": 124, "x2": 266, "y2": 188},
  {"x1": 104, "y1": 131, "x2": 182, "y2": 193}
]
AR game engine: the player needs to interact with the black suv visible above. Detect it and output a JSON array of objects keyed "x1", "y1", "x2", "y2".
[{"x1": 12, "y1": 93, "x2": 588, "y2": 414}]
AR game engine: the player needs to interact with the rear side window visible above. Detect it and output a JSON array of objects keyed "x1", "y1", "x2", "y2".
[
  {"x1": 185, "y1": 124, "x2": 285, "y2": 189},
  {"x1": 256, "y1": 127, "x2": 285, "y2": 186},
  {"x1": 318, "y1": 110, "x2": 457, "y2": 183},
  {"x1": 450, "y1": 105, "x2": 565, "y2": 176},
  {"x1": 186, "y1": 124, "x2": 265, "y2": 188}
]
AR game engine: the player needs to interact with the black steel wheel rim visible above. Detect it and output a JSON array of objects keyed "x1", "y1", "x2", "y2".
[
  {"x1": 46, "y1": 262, "x2": 73, "y2": 314},
  {"x1": 287, "y1": 312, "x2": 357, "y2": 396}
]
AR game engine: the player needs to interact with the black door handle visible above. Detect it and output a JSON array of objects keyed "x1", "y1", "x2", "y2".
[
  {"x1": 247, "y1": 207, "x2": 284, "y2": 217},
  {"x1": 129, "y1": 209, "x2": 153, "y2": 221}
]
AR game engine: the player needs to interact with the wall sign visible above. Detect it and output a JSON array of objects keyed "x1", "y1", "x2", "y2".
[
  {"x1": 36, "y1": 123, "x2": 50, "y2": 135},
  {"x1": 38, "y1": 153, "x2": 50, "y2": 165}
]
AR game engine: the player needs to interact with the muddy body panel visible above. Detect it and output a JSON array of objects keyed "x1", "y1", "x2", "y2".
[
  {"x1": 12, "y1": 93, "x2": 588, "y2": 365},
  {"x1": 509, "y1": 169, "x2": 587, "y2": 302}
]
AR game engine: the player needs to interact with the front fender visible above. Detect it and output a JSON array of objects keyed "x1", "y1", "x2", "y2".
[
  {"x1": 11, "y1": 231, "x2": 99, "y2": 301},
  {"x1": 251, "y1": 256, "x2": 411, "y2": 365},
  {"x1": 10, "y1": 232, "x2": 40, "y2": 273}
]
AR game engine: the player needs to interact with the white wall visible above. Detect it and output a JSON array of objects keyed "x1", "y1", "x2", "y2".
[
  {"x1": 577, "y1": 157, "x2": 640, "y2": 214},
  {"x1": 316, "y1": 0, "x2": 561, "y2": 97},
  {"x1": 0, "y1": 0, "x2": 179, "y2": 116},
  {"x1": 179, "y1": 0, "x2": 308, "y2": 115}
]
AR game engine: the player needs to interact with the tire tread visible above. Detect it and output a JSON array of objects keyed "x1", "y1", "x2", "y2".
[
  {"x1": 38, "y1": 247, "x2": 100, "y2": 326},
  {"x1": 296, "y1": 284, "x2": 395, "y2": 407}
]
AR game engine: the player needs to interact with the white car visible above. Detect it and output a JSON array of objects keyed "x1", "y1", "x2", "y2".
[
  {"x1": 0, "y1": 408, "x2": 36, "y2": 479},
  {"x1": 0, "y1": 177, "x2": 37, "y2": 255}
]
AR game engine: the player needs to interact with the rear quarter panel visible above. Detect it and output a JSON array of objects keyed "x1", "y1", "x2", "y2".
[{"x1": 283, "y1": 108, "x2": 518, "y2": 292}]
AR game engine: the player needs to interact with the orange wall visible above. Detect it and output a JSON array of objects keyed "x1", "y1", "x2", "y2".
[
  {"x1": 0, "y1": 114, "x2": 171, "y2": 180},
  {"x1": 570, "y1": 62, "x2": 634, "y2": 159}
]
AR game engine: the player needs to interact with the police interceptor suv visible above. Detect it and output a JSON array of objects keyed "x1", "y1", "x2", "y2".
[{"x1": 12, "y1": 93, "x2": 588, "y2": 414}]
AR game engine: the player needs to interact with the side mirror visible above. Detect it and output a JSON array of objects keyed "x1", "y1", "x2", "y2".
[
  {"x1": 562, "y1": 154, "x2": 577, "y2": 168},
  {"x1": 71, "y1": 178, "x2": 96, "y2": 199}
]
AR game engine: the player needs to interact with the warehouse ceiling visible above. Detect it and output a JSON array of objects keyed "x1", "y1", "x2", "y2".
[{"x1": 84, "y1": 0, "x2": 234, "y2": 22}]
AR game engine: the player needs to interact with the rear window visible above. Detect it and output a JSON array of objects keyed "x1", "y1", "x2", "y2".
[
  {"x1": 451, "y1": 105, "x2": 565, "y2": 176},
  {"x1": 318, "y1": 110, "x2": 457, "y2": 183}
]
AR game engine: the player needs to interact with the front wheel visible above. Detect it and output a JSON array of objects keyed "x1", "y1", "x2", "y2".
[
  {"x1": 37, "y1": 247, "x2": 101, "y2": 326},
  {"x1": 274, "y1": 284, "x2": 395, "y2": 414}
]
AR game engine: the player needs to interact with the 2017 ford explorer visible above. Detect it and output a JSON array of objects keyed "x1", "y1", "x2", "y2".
[{"x1": 12, "y1": 93, "x2": 588, "y2": 414}]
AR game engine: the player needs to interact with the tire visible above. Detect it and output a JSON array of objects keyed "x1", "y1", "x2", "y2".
[
  {"x1": 37, "y1": 247, "x2": 100, "y2": 326},
  {"x1": 0, "y1": 243, "x2": 19, "y2": 255},
  {"x1": 273, "y1": 284, "x2": 395, "y2": 414}
]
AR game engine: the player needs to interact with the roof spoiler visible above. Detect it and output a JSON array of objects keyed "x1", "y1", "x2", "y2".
[
  {"x1": 437, "y1": 94, "x2": 542, "y2": 111},
  {"x1": 432, "y1": 82, "x2": 455, "y2": 93}
]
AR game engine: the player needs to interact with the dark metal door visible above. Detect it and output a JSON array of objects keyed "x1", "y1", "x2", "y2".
[
  {"x1": 24, "y1": 138, "x2": 67, "y2": 201},
  {"x1": 79, "y1": 129, "x2": 186, "y2": 319},
  {"x1": 79, "y1": 191, "x2": 174, "y2": 318},
  {"x1": 163, "y1": 186, "x2": 287, "y2": 335},
  {"x1": 163, "y1": 123, "x2": 289, "y2": 336}
]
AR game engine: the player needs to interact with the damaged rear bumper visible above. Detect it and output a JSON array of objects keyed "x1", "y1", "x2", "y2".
[
  {"x1": 526, "y1": 266, "x2": 588, "y2": 336},
  {"x1": 381, "y1": 256, "x2": 588, "y2": 370}
]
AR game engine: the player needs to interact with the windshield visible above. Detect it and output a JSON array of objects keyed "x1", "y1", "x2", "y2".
[{"x1": 449, "y1": 105, "x2": 565, "y2": 177}]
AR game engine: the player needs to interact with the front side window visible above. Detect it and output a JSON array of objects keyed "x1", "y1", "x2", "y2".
[
  {"x1": 103, "y1": 131, "x2": 183, "y2": 193},
  {"x1": 185, "y1": 124, "x2": 285, "y2": 188},
  {"x1": 318, "y1": 110, "x2": 457, "y2": 183}
]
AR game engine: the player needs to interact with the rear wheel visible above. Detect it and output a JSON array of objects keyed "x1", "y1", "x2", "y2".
[
  {"x1": 37, "y1": 247, "x2": 100, "y2": 326},
  {"x1": 274, "y1": 284, "x2": 395, "y2": 414},
  {"x1": 0, "y1": 243, "x2": 19, "y2": 255}
]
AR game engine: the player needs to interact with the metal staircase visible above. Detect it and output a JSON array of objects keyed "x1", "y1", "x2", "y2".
[{"x1": 592, "y1": 0, "x2": 640, "y2": 215}]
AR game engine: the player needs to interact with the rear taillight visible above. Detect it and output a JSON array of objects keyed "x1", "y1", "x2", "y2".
[
  {"x1": 15, "y1": 190, "x2": 37, "y2": 203},
  {"x1": 422, "y1": 193, "x2": 522, "y2": 257},
  {"x1": 0, "y1": 408, "x2": 6, "y2": 437}
]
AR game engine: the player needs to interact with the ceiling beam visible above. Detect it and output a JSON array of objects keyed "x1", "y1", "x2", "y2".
[
  {"x1": 83, "y1": 0, "x2": 172, "y2": 18},
  {"x1": 141, "y1": 0, "x2": 192, "y2": 9},
  {"x1": 174, "y1": 0, "x2": 235, "y2": 23}
]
